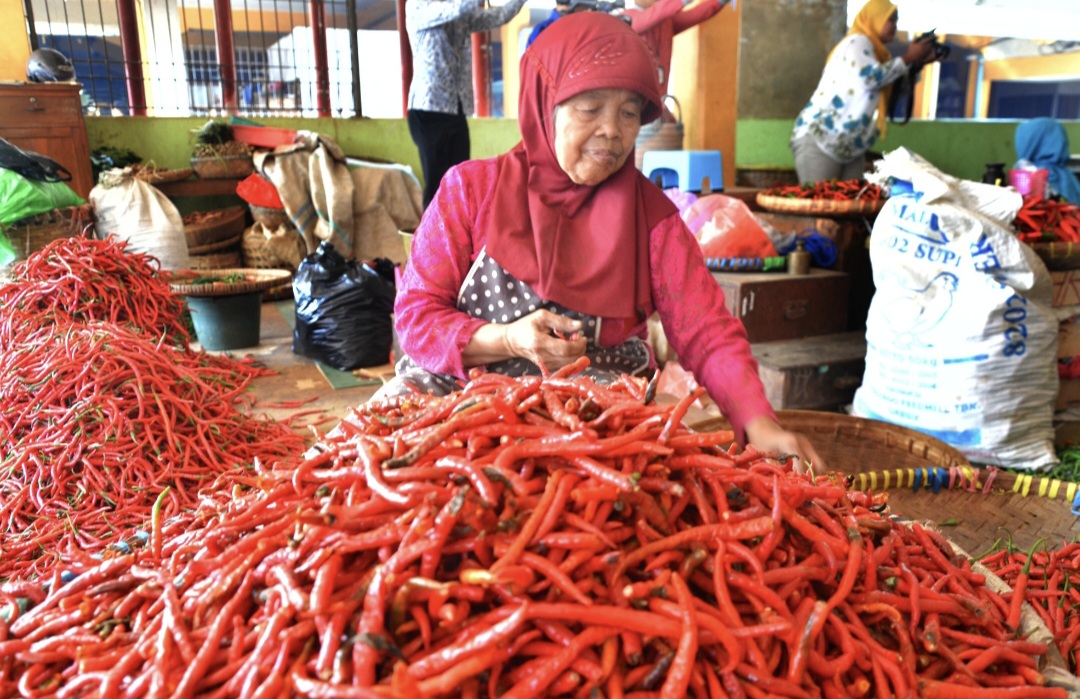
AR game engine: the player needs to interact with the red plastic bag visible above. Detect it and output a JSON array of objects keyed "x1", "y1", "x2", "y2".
[
  {"x1": 682, "y1": 194, "x2": 777, "y2": 259},
  {"x1": 236, "y1": 173, "x2": 284, "y2": 209}
]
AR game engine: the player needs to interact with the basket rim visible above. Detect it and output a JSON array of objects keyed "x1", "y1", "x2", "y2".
[
  {"x1": 168, "y1": 267, "x2": 291, "y2": 296},
  {"x1": 187, "y1": 232, "x2": 242, "y2": 256},
  {"x1": 756, "y1": 192, "x2": 885, "y2": 218}
]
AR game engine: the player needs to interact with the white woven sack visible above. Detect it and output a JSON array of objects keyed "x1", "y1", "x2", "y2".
[
  {"x1": 89, "y1": 167, "x2": 190, "y2": 271},
  {"x1": 852, "y1": 148, "x2": 1058, "y2": 470}
]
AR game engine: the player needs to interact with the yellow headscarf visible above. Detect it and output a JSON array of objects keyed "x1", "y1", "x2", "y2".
[{"x1": 833, "y1": 0, "x2": 897, "y2": 137}]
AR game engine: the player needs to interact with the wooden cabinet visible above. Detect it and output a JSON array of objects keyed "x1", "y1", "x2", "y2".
[
  {"x1": 0, "y1": 83, "x2": 93, "y2": 200},
  {"x1": 711, "y1": 268, "x2": 850, "y2": 343}
]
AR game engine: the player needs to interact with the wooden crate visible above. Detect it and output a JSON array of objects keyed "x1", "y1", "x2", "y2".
[
  {"x1": 751, "y1": 331, "x2": 866, "y2": 410},
  {"x1": 711, "y1": 269, "x2": 850, "y2": 343}
]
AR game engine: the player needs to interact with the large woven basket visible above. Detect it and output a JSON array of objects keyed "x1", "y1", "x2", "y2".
[
  {"x1": 5, "y1": 205, "x2": 95, "y2": 263},
  {"x1": 190, "y1": 154, "x2": 254, "y2": 180},
  {"x1": 241, "y1": 223, "x2": 306, "y2": 271},
  {"x1": 183, "y1": 206, "x2": 248, "y2": 250},
  {"x1": 691, "y1": 410, "x2": 1080, "y2": 553},
  {"x1": 188, "y1": 249, "x2": 242, "y2": 270},
  {"x1": 756, "y1": 192, "x2": 886, "y2": 218}
]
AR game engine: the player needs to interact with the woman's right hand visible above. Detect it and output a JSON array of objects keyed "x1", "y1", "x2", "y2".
[
  {"x1": 504, "y1": 309, "x2": 587, "y2": 371},
  {"x1": 902, "y1": 36, "x2": 936, "y2": 66},
  {"x1": 462, "y1": 309, "x2": 587, "y2": 370}
]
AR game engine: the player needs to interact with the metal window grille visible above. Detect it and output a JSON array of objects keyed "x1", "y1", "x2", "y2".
[{"x1": 24, "y1": 0, "x2": 403, "y2": 117}]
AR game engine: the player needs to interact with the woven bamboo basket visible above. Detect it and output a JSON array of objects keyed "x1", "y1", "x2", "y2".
[
  {"x1": 5, "y1": 205, "x2": 94, "y2": 264},
  {"x1": 131, "y1": 166, "x2": 194, "y2": 185},
  {"x1": 756, "y1": 192, "x2": 886, "y2": 218},
  {"x1": 188, "y1": 249, "x2": 242, "y2": 270},
  {"x1": 691, "y1": 410, "x2": 1080, "y2": 553},
  {"x1": 634, "y1": 96, "x2": 683, "y2": 171},
  {"x1": 242, "y1": 224, "x2": 306, "y2": 271},
  {"x1": 187, "y1": 234, "x2": 242, "y2": 256},
  {"x1": 183, "y1": 206, "x2": 248, "y2": 249},
  {"x1": 168, "y1": 268, "x2": 292, "y2": 297},
  {"x1": 190, "y1": 154, "x2": 254, "y2": 180},
  {"x1": 249, "y1": 204, "x2": 290, "y2": 230}
]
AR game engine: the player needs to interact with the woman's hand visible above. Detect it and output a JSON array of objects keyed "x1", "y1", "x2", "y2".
[
  {"x1": 462, "y1": 309, "x2": 586, "y2": 371},
  {"x1": 901, "y1": 36, "x2": 936, "y2": 66},
  {"x1": 504, "y1": 309, "x2": 587, "y2": 371},
  {"x1": 744, "y1": 415, "x2": 825, "y2": 475}
]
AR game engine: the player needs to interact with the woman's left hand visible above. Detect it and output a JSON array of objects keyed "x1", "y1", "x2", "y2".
[{"x1": 744, "y1": 416, "x2": 825, "y2": 475}]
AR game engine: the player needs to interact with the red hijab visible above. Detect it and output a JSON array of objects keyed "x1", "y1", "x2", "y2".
[{"x1": 485, "y1": 12, "x2": 677, "y2": 323}]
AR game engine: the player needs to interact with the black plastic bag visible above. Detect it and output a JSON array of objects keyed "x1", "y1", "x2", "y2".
[
  {"x1": 293, "y1": 241, "x2": 396, "y2": 370},
  {"x1": 0, "y1": 137, "x2": 72, "y2": 183}
]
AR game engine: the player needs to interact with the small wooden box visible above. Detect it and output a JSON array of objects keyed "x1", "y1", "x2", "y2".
[
  {"x1": 712, "y1": 269, "x2": 850, "y2": 343},
  {"x1": 750, "y1": 331, "x2": 867, "y2": 410}
]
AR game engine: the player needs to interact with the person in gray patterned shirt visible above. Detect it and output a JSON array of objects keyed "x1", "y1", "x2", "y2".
[{"x1": 406, "y1": 0, "x2": 528, "y2": 208}]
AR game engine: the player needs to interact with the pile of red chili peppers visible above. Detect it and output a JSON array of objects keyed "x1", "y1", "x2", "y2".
[
  {"x1": 0, "y1": 361, "x2": 1070, "y2": 699},
  {"x1": 981, "y1": 540, "x2": 1080, "y2": 675},
  {"x1": 0, "y1": 234, "x2": 308, "y2": 581},
  {"x1": 1012, "y1": 196, "x2": 1080, "y2": 243},
  {"x1": 762, "y1": 179, "x2": 885, "y2": 201}
]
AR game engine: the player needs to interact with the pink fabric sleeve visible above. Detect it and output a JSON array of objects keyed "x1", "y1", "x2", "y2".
[
  {"x1": 393, "y1": 161, "x2": 494, "y2": 379},
  {"x1": 648, "y1": 212, "x2": 775, "y2": 442},
  {"x1": 628, "y1": 0, "x2": 685, "y2": 34},
  {"x1": 671, "y1": 0, "x2": 723, "y2": 34}
]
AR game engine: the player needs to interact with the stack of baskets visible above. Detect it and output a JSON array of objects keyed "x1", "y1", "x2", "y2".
[
  {"x1": 4, "y1": 205, "x2": 94, "y2": 266},
  {"x1": 241, "y1": 207, "x2": 306, "y2": 300},
  {"x1": 183, "y1": 205, "x2": 248, "y2": 270}
]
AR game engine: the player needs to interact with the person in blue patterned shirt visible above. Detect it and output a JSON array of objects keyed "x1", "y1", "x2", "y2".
[
  {"x1": 406, "y1": 0, "x2": 528, "y2": 208},
  {"x1": 788, "y1": 0, "x2": 936, "y2": 184}
]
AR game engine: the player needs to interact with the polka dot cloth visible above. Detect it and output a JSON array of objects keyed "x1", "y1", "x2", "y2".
[{"x1": 374, "y1": 248, "x2": 653, "y2": 400}]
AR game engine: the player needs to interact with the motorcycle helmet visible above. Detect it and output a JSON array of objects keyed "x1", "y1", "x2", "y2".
[{"x1": 26, "y1": 48, "x2": 76, "y2": 83}]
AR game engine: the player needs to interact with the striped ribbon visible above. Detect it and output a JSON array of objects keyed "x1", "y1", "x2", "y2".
[{"x1": 851, "y1": 467, "x2": 1080, "y2": 514}]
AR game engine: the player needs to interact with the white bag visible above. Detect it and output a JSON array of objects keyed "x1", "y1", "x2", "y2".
[
  {"x1": 89, "y1": 168, "x2": 190, "y2": 270},
  {"x1": 852, "y1": 148, "x2": 1058, "y2": 470}
]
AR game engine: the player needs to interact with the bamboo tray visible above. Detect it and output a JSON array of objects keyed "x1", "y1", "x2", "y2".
[
  {"x1": 1028, "y1": 241, "x2": 1080, "y2": 271},
  {"x1": 756, "y1": 192, "x2": 886, "y2": 218},
  {"x1": 691, "y1": 409, "x2": 1080, "y2": 552},
  {"x1": 183, "y1": 206, "x2": 248, "y2": 249},
  {"x1": 168, "y1": 268, "x2": 292, "y2": 297}
]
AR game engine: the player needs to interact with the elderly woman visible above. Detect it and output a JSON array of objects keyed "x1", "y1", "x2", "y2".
[
  {"x1": 789, "y1": 0, "x2": 936, "y2": 184},
  {"x1": 389, "y1": 11, "x2": 821, "y2": 468}
]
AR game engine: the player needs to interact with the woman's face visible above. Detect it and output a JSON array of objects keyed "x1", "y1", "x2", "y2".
[
  {"x1": 553, "y1": 88, "x2": 644, "y2": 186},
  {"x1": 879, "y1": 10, "x2": 898, "y2": 43}
]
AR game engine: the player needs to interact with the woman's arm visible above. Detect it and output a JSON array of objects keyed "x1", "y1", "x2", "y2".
[
  {"x1": 839, "y1": 34, "x2": 908, "y2": 91},
  {"x1": 671, "y1": 0, "x2": 726, "y2": 35},
  {"x1": 465, "y1": 0, "x2": 528, "y2": 33},
  {"x1": 648, "y1": 212, "x2": 774, "y2": 443},
  {"x1": 394, "y1": 164, "x2": 489, "y2": 378},
  {"x1": 408, "y1": 0, "x2": 483, "y2": 31}
]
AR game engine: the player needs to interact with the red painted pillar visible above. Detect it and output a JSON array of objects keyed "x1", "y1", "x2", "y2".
[
  {"x1": 212, "y1": 0, "x2": 238, "y2": 112},
  {"x1": 398, "y1": 0, "x2": 412, "y2": 117},
  {"x1": 115, "y1": 0, "x2": 147, "y2": 115},
  {"x1": 310, "y1": 0, "x2": 331, "y2": 116},
  {"x1": 472, "y1": 33, "x2": 489, "y2": 117}
]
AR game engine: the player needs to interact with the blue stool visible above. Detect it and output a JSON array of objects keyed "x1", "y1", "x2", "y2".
[{"x1": 642, "y1": 150, "x2": 723, "y2": 193}]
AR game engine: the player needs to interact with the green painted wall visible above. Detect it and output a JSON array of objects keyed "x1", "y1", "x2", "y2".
[
  {"x1": 88, "y1": 116, "x2": 1080, "y2": 189},
  {"x1": 86, "y1": 116, "x2": 523, "y2": 189},
  {"x1": 736, "y1": 119, "x2": 1080, "y2": 183}
]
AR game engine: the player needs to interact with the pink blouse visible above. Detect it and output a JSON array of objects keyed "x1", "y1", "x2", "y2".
[{"x1": 394, "y1": 158, "x2": 775, "y2": 440}]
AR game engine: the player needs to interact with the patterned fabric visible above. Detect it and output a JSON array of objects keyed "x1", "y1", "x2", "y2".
[
  {"x1": 790, "y1": 33, "x2": 906, "y2": 163},
  {"x1": 393, "y1": 158, "x2": 775, "y2": 441},
  {"x1": 382, "y1": 249, "x2": 652, "y2": 398},
  {"x1": 406, "y1": 0, "x2": 528, "y2": 115}
]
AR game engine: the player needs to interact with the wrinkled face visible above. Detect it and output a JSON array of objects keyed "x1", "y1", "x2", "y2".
[
  {"x1": 879, "y1": 11, "x2": 898, "y2": 43},
  {"x1": 553, "y1": 88, "x2": 644, "y2": 186}
]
